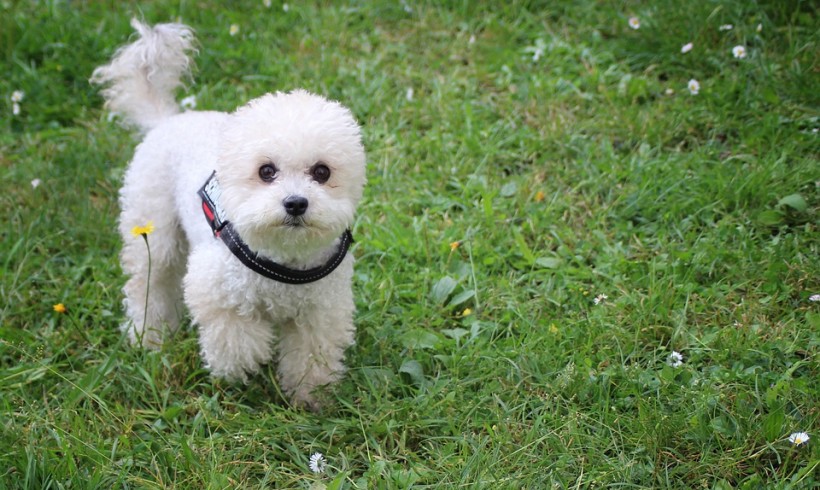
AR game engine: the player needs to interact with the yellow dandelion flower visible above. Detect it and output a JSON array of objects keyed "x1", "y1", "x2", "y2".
[
  {"x1": 549, "y1": 323, "x2": 559, "y2": 334},
  {"x1": 450, "y1": 241, "x2": 460, "y2": 251},
  {"x1": 53, "y1": 303, "x2": 67, "y2": 313},
  {"x1": 131, "y1": 222, "x2": 154, "y2": 238},
  {"x1": 462, "y1": 308, "x2": 472, "y2": 317},
  {"x1": 534, "y1": 190, "x2": 545, "y2": 202}
]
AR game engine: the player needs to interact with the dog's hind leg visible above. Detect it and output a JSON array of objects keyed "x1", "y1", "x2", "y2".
[{"x1": 119, "y1": 214, "x2": 187, "y2": 348}]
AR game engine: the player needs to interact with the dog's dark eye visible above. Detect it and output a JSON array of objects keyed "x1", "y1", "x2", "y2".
[
  {"x1": 310, "y1": 163, "x2": 331, "y2": 184},
  {"x1": 259, "y1": 163, "x2": 278, "y2": 182}
]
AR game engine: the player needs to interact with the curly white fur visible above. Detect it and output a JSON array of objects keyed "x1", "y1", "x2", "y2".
[
  {"x1": 90, "y1": 19, "x2": 195, "y2": 132},
  {"x1": 91, "y1": 19, "x2": 366, "y2": 410}
]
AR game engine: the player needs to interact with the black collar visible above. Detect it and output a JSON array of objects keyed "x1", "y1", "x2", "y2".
[{"x1": 198, "y1": 171, "x2": 353, "y2": 284}]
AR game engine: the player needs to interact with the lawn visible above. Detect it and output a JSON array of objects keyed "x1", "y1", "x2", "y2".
[{"x1": 1, "y1": 1, "x2": 818, "y2": 488}]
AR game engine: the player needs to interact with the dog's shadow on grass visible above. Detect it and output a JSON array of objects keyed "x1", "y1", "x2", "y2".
[{"x1": 113, "y1": 327, "x2": 367, "y2": 416}]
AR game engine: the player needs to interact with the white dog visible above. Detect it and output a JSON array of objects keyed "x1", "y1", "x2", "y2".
[{"x1": 91, "y1": 19, "x2": 366, "y2": 410}]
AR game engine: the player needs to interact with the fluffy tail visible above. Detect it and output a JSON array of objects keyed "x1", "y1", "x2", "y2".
[{"x1": 90, "y1": 19, "x2": 196, "y2": 132}]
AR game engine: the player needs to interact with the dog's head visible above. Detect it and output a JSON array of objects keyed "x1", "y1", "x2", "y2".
[{"x1": 216, "y1": 90, "x2": 365, "y2": 261}]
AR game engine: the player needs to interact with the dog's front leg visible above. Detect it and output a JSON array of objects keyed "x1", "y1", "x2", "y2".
[
  {"x1": 184, "y1": 248, "x2": 274, "y2": 382},
  {"x1": 194, "y1": 307, "x2": 275, "y2": 383},
  {"x1": 276, "y1": 309, "x2": 355, "y2": 411}
]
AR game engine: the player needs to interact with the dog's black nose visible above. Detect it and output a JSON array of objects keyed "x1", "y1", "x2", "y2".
[{"x1": 283, "y1": 195, "x2": 309, "y2": 216}]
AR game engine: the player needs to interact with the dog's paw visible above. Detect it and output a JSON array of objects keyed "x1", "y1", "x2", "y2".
[
  {"x1": 289, "y1": 387, "x2": 331, "y2": 413},
  {"x1": 123, "y1": 322, "x2": 165, "y2": 349},
  {"x1": 205, "y1": 362, "x2": 252, "y2": 385}
]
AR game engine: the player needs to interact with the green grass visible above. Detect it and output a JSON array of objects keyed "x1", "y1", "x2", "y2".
[{"x1": 1, "y1": 1, "x2": 818, "y2": 488}]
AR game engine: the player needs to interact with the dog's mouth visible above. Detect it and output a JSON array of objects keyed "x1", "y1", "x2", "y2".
[{"x1": 282, "y1": 216, "x2": 307, "y2": 228}]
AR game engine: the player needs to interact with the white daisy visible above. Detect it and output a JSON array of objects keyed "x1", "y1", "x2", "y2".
[
  {"x1": 11, "y1": 90, "x2": 24, "y2": 103},
  {"x1": 263, "y1": 0, "x2": 271, "y2": 7},
  {"x1": 593, "y1": 294, "x2": 608, "y2": 305},
  {"x1": 687, "y1": 79, "x2": 700, "y2": 95},
  {"x1": 719, "y1": 24, "x2": 733, "y2": 31},
  {"x1": 788, "y1": 432, "x2": 810, "y2": 446},
  {"x1": 681, "y1": 42, "x2": 693, "y2": 54},
  {"x1": 732, "y1": 45, "x2": 747, "y2": 59},
  {"x1": 664, "y1": 88, "x2": 675, "y2": 96},
  {"x1": 229, "y1": 24, "x2": 240, "y2": 36},
  {"x1": 282, "y1": 3, "x2": 289, "y2": 11},
  {"x1": 308, "y1": 452, "x2": 326, "y2": 474},
  {"x1": 12, "y1": 103, "x2": 21, "y2": 116},
  {"x1": 524, "y1": 39, "x2": 546, "y2": 62},
  {"x1": 628, "y1": 17, "x2": 640, "y2": 30},
  {"x1": 809, "y1": 294, "x2": 820, "y2": 302},
  {"x1": 180, "y1": 95, "x2": 197, "y2": 110},
  {"x1": 31, "y1": 178, "x2": 41, "y2": 189},
  {"x1": 668, "y1": 351, "x2": 684, "y2": 368}
]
